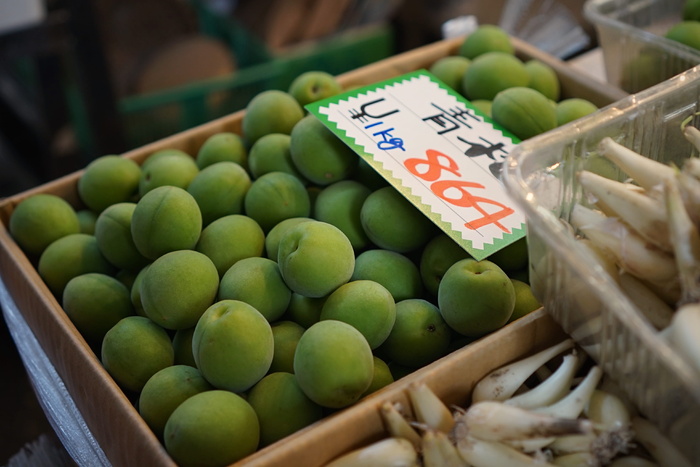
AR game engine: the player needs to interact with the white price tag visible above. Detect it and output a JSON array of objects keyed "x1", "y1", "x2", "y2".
[{"x1": 306, "y1": 70, "x2": 526, "y2": 260}]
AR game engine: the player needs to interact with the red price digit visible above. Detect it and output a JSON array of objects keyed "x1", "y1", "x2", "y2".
[
  {"x1": 404, "y1": 149, "x2": 514, "y2": 233},
  {"x1": 404, "y1": 149, "x2": 461, "y2": 181}
]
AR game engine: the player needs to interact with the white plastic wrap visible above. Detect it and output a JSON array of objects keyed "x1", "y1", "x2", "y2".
[{"x1": 0, "y1": 278, "x2": 110, "y2": 467}]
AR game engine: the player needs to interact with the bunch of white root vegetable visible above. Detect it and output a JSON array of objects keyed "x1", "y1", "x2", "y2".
[
  {"x1": 325, "y1": 339, "x2": 692, "y2": 467},
  {"x1": 568, "y1": 124, "x2": 700, "y2": 374}
]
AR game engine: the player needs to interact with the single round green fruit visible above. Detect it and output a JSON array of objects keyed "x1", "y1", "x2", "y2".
[
  {"x1": 248, "y1": 133, "x2": 306, "y2": 181},
  {"x1": 195, "y1": 214, "x2": 265, "y2": 277},
  {"x1": 284, "y1": 293, "x2": 326, "y2": 329},
  {"x1": 141, "y1": 148, "x2": 191, "y2": 172},
  {"x1": 555, "y1": 98, "x2": 598, "y2": 127},
  {"x1": 524, "y1": 59, "x2": 560, "y2": 101},
  {"x1": 131, "y1": 186, "x2": 202, "y2": 260},
  {"x1": 140, "y1": 250, "x2": 219, "y2": 330},
  {"x1": 377, "y1": 298, "x2": 451, "y2": 368},
  {"x1": 459, "y1": 24, "x2": 514, "y2": 59},
  {"x1": 164, "y1": 390, "x2": 260, "y2": 467},
  {"x1": 507, "y1": 279, "x2": 541, "y2": 323},
  {"x1": 277, "y1": 221, "x2": 355, "y2": 298},
  {"x1": 187, "y1": 161, "x2": 251, "y2": 226},
  {"x1": 429, "y1": 56, "x2": 471, "y2": 93},
  {"x1": 264, "y1": 217, "x2": 314, "y2": 260},
  {"x1": 320, "y1": 280, "x2": 396, "y2": 349},
  {"x1": 314, "y1": 180, "x2": 372, "y2": 251},
  {"x1": 76, "y1": 209, "x2": 98, "y2": 235},
  {"x1": 293, "y1": 320, "x2": 374, "y2": 408},
  {"x1": 351, "y1": 249, "x2": 423, "y2": 302},
  {"x1": 138, "y1": 153, "x2": 199, "y2": 197},
  {"x1": 242, "y1": 90, "x2": 304, "y2": 144},
  {"x1": 196, "y1": 132, "x2": 247, "y2": 170},
  {"x1": 462, "y1": 51, "x2": 529, "y2": 101},
  {"x1": 248, "y1": 372, "x2": 323, "y2": 447},
  {"x1": 192, "y1": 300, "x2": 274, "y2": 392},
  {"x1": 101, "y1": 315, "x2": 174, "y2": 393},
  {"x1": 172, "y1": 326, "x2": 197, "y2": 367},
  {"x1": 290, "y1": 114, "x2": 358, "y2": 186},
  {"x1": 139, "y1": 365, "x2": 212, "y2": 439},
  {"x1": 10, "y1": 194, "x2": 80, "y2": 258},
  {"x1": 420, "y1": 233, "x2": 472, "y2": 297},
  {"x1": 244, "y1": 171, "x2": 311, "y2": 232},
  {"x1": 94, "y1": 202, "x2": 149, "y2": 271},
  {"x1": 437, "y1": 258, "x2": 515, "y2": 337},
  {"x1": 665, "y1": 21, "x2": 700, "y2": 50},
  {"x1": 38, "y1": 233, "x2": 115, "y2": 297},
  {"x1": 361, "y1": 356, "x2": 394, "y2": 398},
  {"x1": 491, "y1": 86, "x2": 557, "y2": 140},
  {"x1": 288, "y1": 70, "x2": 342, "y2": 108},
  {"x1": 78, "y1": 155, "x2": 141, "y2": 213},
  {"x1": 361, "y1": 186, "x2": 437, "y2": 253},
  {"x1": 63, "y1": 273, "x2": 134, "y2": 344},
  {"x1": 218, "y1": 257, "x2": 291, "y2": 322},
  {"x1": 270, "y1": 320, "x2": 305, "y2": 374}
]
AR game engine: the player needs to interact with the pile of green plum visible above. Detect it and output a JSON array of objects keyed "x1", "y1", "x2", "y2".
[
  {"x1": 9, "y1": 27, "x2": 549, "y2": 467},
  {"x1": 428, "y1": 24, "x2": 599, "y2": 140}
]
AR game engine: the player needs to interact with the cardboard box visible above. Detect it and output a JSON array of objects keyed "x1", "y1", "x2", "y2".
[{"x1": 0, "y1": 36, "x2": 626, "y2": 466}]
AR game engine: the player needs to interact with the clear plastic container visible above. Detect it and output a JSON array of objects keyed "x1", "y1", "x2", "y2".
[
  {"x1": 502, "y1": 65, "x2": 700, "y2": 462},
  {"x1": 584, "y1": 0, "x2": 700, "y2": 93}
]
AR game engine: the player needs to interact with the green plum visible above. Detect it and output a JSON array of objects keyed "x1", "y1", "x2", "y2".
[
  {"x1": 196, "y1": 132, "x2": 247, "y2": 170},
  {"x1": 186, "y1": 161, "x2": 251, "y2": 226},
  {"x1": 10, "y1": 194, "x2": 80, "y2": 258},
  {"x1": 244, "y1": 171, "x2": 311, "y2": 232},
  {"x1": 195, "y1": 214, "x2": 265, "y2": 277}
]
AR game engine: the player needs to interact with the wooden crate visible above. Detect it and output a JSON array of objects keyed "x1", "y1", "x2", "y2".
[{"x1": 0, "y1": 36, "x2": 626, "y2": 466}]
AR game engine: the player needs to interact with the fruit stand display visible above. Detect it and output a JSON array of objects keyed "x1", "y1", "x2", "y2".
[{"x1": 0, "y1": 29, "x2": 633, "y2": 467}]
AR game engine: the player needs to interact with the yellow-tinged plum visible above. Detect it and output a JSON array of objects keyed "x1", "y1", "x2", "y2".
[
  {"x1": 195, "y1": 214, "x2": 265, "y2": 277},
  {"x1": 462, "y1": 52, "x2": 529, "y2": 101},
  {"x1": 130, "y1": 186, "x2": 202, "y2": 260},
  {"x1": 277, "y1": 221, "x2": 355, "y2": 298},
  {"x1": 196, "y1": 132, "x2": 247, "y2": 170},
  {"x1": 320, "y1": 280, "x2": 396, "y2": 349},
  {"x1": 437, "y1": 258, "x2": 515, "y2": 337},
  {"x1": 247, "y1": 372, "x2": 323, "y2": 447},
  {"x1": 360, "y1": 356, "x2": 394, "y2": 398},
  {"x1": 101, "y1": 315, "x2": 174, "y2": 393},
  {"x1": 38, "y1": 233, "x2": 115, "y2": 298},
  {"x1": 242, "y1": 90, "x2": 304, "y2": 144},
  {"x1": 218, "y1": 257, "x2": 291, "y2": 322},
  {"x1": 192, "y1": 300, "x2": 274, "y2": 392},
  {"x1": 164, "y1": 390, "x2": 259, "y2": 466},
  {"x1": 351, "y1": 249, "x2": 423, "y2": 302},
  {"x1": 10, "y1": 194, "x2": 80, "y2": 258},
  {"x1": 290, "y1": 114, "x2": 358, "y2": 186},
  {"x1": 94, "y1": 202, "x2": 149, "y2": 271},
  {"x1": 63, "y1": 272, "x2": 134, "y2": 345},
  {"x1": 314, "y1": 180, "x2": 372, "y2": 251},
  {"x1": 491, "y1": 86, "x2": 557, "y2": 140},
  {"x1": 244, "y1": 171, "x2": 311, "y2": 232},
  {"x1": 376, "y1": 298, "x2": 452, "y2": 368},
  {"x1": 269, "y1": 321, "x2": 305, "y2": 374},
  {"x1": 78, "y1": 155, "x2": 141, "y2": 213},
  {"x1": 360, "y1": 187, "x2": 437, "y2": 253},
  {"x1": 187, "y1": 161, "x2": 251, "y2": 226},
  {"x1": 139, "y1": 365, "x2": 212, "y2": 439},
  {"x1": 293, "y1": 320, "x2": 374, "y2": 408},
  {"x1": 140, "y1": 250, "x2": 219, "y2": 330}
]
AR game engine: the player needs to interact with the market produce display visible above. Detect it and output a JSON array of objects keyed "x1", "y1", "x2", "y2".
[
  {"x1": 566, "y1": 122, "x2": 700, "y2": 377},
  {"x1": 325, "y1": 340, "x2": 690, "y2": 466},
  {"x1": 3, "y1": 25, "x2": 625, "y2": 467}
]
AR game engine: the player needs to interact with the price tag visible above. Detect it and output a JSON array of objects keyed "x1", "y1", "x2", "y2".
[{"x1": 306, "y1": 70, "x2": 526, "y2": 261}]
